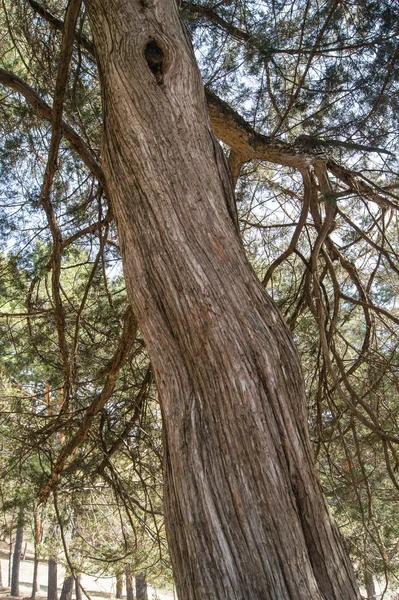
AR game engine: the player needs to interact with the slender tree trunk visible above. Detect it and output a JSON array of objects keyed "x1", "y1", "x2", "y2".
[
  {"x1": 11, "y1": 512, "x2": 24, "y2": 597},
  {"x1": 8, "y1": 510, "x2": 15, "y2": 587},
  {"x1": 59, "y1": 576, "x2": 73, "y2": 600},
  {"x1": 31, "y1": 558, "x2": 39, "y2": 599},
  {"x1": 31, "y1": 503, "x2": 42, "y2": 599},
  {"x1": 75, "y1": 575, "x2": 82, "y2": 600},
  {"x1": 0, "y1": 555, "x2": 3, "y2": 588},
  {"x1": 116, "y1": 574, "x2": 123, "y2": 599},
  {"x1": 364, "y1": 571, "x2": 376, "y2": 600},
  {"x1": 85, "y1": 1, "x2": 361, "y2": 598},
  {"x1": 48, "y1": 558, "x2": 58, "y2": 600},
  {"x1": 125, "y1": 567, "x2": 134, "y2": 600},
  {"x1": 135, "y1": 573, "x2": 147, "y2": 600}
]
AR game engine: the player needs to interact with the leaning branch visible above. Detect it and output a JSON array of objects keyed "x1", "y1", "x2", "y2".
[
  {"x1": 0, "y1": 68, "x2": 104, "y2": 186},
  {"x1": 38, "y1": 305, "x2": 138, "y2": 504},
  {"x1": 38, "y1": 0, "x2": 83, "y2": 409}
]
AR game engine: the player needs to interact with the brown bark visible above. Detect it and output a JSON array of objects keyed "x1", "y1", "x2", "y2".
[
  {"x1": 85, "y1": 1, "x2": 361, "y2": 599},
  {"x1": 125, "y1": 567, "x2": 134, "y2": 600},
  {"x1": 116, "y1": 575, "x2": 123, "y2": 599}
]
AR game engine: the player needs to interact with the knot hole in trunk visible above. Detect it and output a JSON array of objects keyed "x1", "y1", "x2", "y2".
[{"x1": 144, "y1": 40, "x2": 165, "y2": 85}]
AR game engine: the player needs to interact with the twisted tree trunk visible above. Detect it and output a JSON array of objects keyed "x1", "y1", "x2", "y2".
[{"x1": 85, "y1": 1, "x2": 361, "y2": 598}]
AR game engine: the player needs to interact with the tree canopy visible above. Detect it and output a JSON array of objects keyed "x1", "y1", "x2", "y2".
[{"x1": 1, "y1": 0, "x2": 399, "y2": 595}]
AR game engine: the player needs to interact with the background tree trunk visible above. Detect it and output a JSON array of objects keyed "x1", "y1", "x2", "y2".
[
  {"x1": 135, "y1": 573, "x2": 147, "y2": 600},
  {"x1": 31, "y1": 504, "x2": 41, "y2": 599},
  {"x1": 364, "y1": 571, "x2": 376, "y2": 600},
  {"x1": 31, "y1": 559, "x2": 39, "y2": 599},
  {"x1": 75, "y1": 575, "x2": 82, "y2": 600},
  {"x1": 125, "y1": 567, "x2": 134, "y2": 600},
  {"x1": 59, "y1": 576, "x2": 73, "y2": 600},
  {"x1": 116, "y1": 574, "x2": 123, "y2": 599},
  {"x1": 86, "y1": 0, "x2": 361, "y2": 598},
  {"x1": 48, "y1": 558, "x2": 58, "y2": 600},
  {"x1": 10, "y1": 514, "x2": 23, "y2": 597}
]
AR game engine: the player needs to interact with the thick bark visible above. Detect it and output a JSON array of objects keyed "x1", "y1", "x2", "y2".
[
  {"x1": 10, "y1": 522, "x2": 23, "y2": 597},
  {"x1": 135, "y1": 573, "x2": 147, "y2": 600},
  {"x1": 48, "y1": 558, "x2": 58, "y2": 600},
  {"x1": 59, "y1": 576, "x2": 74, "y2": 600},
  {"x1": 125, "y1": 567, "x2": 134, "y2": 600},
  {"x1": 85, "y1": 1, "x2": 361, "y2": 598}
]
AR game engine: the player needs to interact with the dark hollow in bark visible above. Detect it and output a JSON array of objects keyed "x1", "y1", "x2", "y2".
[{"x1": 85, "y1": 0, "x2": 361, "y2": 598}]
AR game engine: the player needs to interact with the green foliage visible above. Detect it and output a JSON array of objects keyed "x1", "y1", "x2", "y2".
[{"x1": 1, "y1": 0, "x2": 399, "y2": 593}]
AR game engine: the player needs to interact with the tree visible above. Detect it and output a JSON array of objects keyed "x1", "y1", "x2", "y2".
[
  {"x1": 82, "y1": 0, "x2": 360, "y2": 598},
  {"x1": 2, "y1": 0, "x2": 399, "y2": 598},
  {"x1": 10, "y1": 509, "x2": 24, "y2": 597}
]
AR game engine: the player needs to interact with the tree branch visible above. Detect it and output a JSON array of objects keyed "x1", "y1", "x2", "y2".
[{"x1": 38, "y1": 305, "x2": 138, "y2": 504}]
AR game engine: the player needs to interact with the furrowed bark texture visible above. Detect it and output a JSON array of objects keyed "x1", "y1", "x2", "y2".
[{"x1": 85, "y1": 1, "x2": 360, "y2": 598}]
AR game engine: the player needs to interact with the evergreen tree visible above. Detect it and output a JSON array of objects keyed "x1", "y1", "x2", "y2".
[{"x1": 1, "y1": 0, "x2": 399, "y2": 597}]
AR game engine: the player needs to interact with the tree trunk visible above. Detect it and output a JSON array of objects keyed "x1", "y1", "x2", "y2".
[
  {"x1": 85, "y1": 1, "x2": 361, "y2": 598},
  {"x1": 75, "y1": 575, "x2": 82, "y2": 600},
  {"x1": 125, "y1": 567, "x2": 134, "y2": 600},
  {"x1": 116, "y1": 574, "x2": 123, "y2": 599},
  {"x1": 364, "y1": 571, "x2": 376, "y2": 600},
  {"x1": 11, "y1": 516, "x2": 23, "y2": 597},
  {"x1": 135, "y1": 573, "x2": 147, "y2": 600},
  {"x1": 31, "y1": 558, "x2": 39, "y2": 599},
  {"x1": 0, "y1": 555, "x2": 3, "y2": 588},
  {"x1": 59, "y1": 576, "x2": 73, "y2": 600},
  {"x1": 48, "y1": 558, "x2": 58, "y2": 600},
  {"x1": 8, "y1": 511, "x2": 15, "y2": 587},
  {"x1": 31, "y1": 504, "x2": 42, "y2": 599}
]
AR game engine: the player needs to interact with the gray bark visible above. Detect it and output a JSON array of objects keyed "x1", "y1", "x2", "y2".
[
  {"x1": 48, "y1": 558, "x2": 58, "y2": 600},
  {"x1": 59, "y1": 576, "x2": 73, "y2": 600},
  {"x1": 364, "y1": 571, "x2": 376, "y2": 600},
  {"x1": 135, "y1": 573, "x2": 147, "y2": 600},
  {"x1": 10, "y1": 523, "x2": 23, "y2": 597},
  {"x1": 75, "y1": 575, "x2": 83, "y2": 600},
  {"x1": 85, "y1": 0, "x2": 361, "y2": 598},
  {"x1": 31, "y1": 558, "x2": 39, "y2": 599}
]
